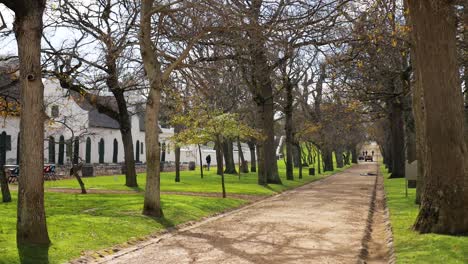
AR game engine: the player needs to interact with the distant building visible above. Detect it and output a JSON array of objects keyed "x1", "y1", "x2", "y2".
[{"x1": 0, "y1": 59, "x2": 252, "y2": 168}]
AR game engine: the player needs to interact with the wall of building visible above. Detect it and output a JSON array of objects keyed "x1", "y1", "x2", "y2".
[{"x1": 0, "y1": 79, "x2": 256, "y2": 169}]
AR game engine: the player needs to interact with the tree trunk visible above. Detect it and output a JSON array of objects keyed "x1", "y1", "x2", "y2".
[
  {"x1": 384, "y1": 128, "x2": 393, "y2": 173},
  {"x1": 335, "y1": 147, "x2": 344, "y2": 168},
  {"x1": 389, "y1": 100, "x2": 405, "y2": 178},
  {"x1": 70, "y1": 163, "x2": 86, "y2": 194},
  {"x1": 120, "y1": 124, "x2": 137, "y2": 187},
  {"x1": 223, "y1": 139, "x2": 237, "y2": 174},
  {"x1": 237, "y1": 140, "x2": 248, "y2": 173},
  {"x1": 140, "y1": 0, "x2": 163, "y2": 218},
  {"x1": 285, "y1": 77, "x2": 294, "y2": 180},
  {"x1": 248, "y1": 141, "x2": 257, "y2": 173},
  {"x1": 198, "y1": 144, "x2": 203, "y2": 178},
  {"x1": 256, "y1": 100, "x2": 280, "y2": 184},
  {"x1": 174, "y1": 125, "x2": 182, "y2": 182},
  {"x1": 350, "y1": 145, "x2": 358, "y2": 164},
  {"x1": 215, "y1": 141, "x2": 224, "y2": 176},
  {"x1": 218, "y1": 136, "x2": 226, "y2": 198},
  {"x1": 13, "y1": 2, "x2": 51, "y2": 246},
  {"x1": 295, "y1": 143, "x2": 302, "y2": 179},
  {"x1": 248, "y1": 1, "x2": 280, "y2": 185},
  {"x1": 323, "y1": 148, "x2": 334, "y2": 172},
  {"x1": 292, "y1": 146, "x2": 300, "y2": 168},
  {"x1": 0, "y1": 132, "x2": 11, "y2": 202},
  {"x1": 175, "y1": 145, "x2": 181, "y2": 182},
  {"x1": 409, "y1": 1, "x2": 467, "y2": 234},
  {"x1": 0, "y1": 167, "x2": 11, "y2": 203}
]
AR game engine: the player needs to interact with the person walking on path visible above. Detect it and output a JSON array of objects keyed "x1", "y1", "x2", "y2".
[{"x1": 206, "y1": 155, "x2": 211, "y2": 171}]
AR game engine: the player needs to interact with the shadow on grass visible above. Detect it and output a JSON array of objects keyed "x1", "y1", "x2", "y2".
[{"x1": 18, "y1": 244, "x2": 50, "y2": 264}]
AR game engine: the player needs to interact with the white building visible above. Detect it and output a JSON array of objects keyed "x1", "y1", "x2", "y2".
[{"x1": 0, "y1": 63, "x2": 253, "y2": 167}]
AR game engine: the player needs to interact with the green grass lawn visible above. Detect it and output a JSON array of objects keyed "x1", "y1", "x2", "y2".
[
  {"x1": 1, "y1": 160, "x2": 350, "y2": 264},
  {"x1": 45, "y1": 161, "x2": 348, "y2": 196},
  {"x1": 382, "y1": 165, "x2": 468, "y2": 264},
  {"x1": 0, "y1": 192, "x2": 246, "y2": 264}
]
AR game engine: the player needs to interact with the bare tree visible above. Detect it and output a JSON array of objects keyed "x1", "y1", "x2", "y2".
[
  {"x1": 43, "y1": 0, "x2": 142, "y2": 187},
  {"x1": 139, "y1": 0, "x2": 206, "y2": 217}
]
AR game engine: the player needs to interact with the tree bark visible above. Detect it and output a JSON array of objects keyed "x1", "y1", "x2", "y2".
[
  {"x1": 248, "y1": 141, "x2": 257, "y2": 173},
  {"x1": 174, "y1": 125, "x2": 182, "y2": 182},
  {"x1": 12, "y1": 1, "x2": 51, "y2": 245},
  {"x1": 323, "y1": 148, "x2": 334, "y2": 172},
  {"x1": 70, "y1": 163, "x2": 86, "y2": 194},
  {"x1": 409, "y1": 1, "x2": 467, "y2": 234},
  {"x1": 237, "y1": 140, "x2": 248, "y2": 173},
  {"x1": 335, "y1": 147, "x2": 344, "y2": 168},
  {"x1": 351, "y1": 146, "x2": 358, "y2": 164},
  {"x1": 120, "y1": 122, "x2": 137, "y2": 187},
  {"x1": 215, "y1": 141, "x2": 224, "y2": 176},
  {"x1": 285, "y1": 77, "x2": 294, "y2": 180},
  {"x1": 0, "y1": 167, "x2": 11, "y2": 202},
  {"x1": 175, "y1": 145, "x2": 181, "y2": 182},
  {"x1": 295, "y1": 143, "x2": 302, "y2": 179},
  {"x1": 198, "y1": 144, "x2": 204, "y2": 178},
  {"x1": 223, "y1": 139, "x2": 237, "y2": 174},
  {"x1": 389, "y1": 100, "x2": 405, "y2": 178},
  {"x1": 217, "y1": 136, "x2": 226, "y2": 198},
  {"x1": 114, "y1": 91, "x2": 138, "y2": 187},
  {"x1": 248, "y1": 1, "x2": 280, "y2": 185},
  {"x1": 140, "y1": 0, "x2": 163, "y2": 218},
  {"x1": 0, "y1": 132, "x2": 11, "y2": 202}
]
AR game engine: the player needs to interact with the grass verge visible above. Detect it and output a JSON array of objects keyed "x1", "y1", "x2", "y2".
[
  {"x1": 381, "y1": 165, "x2": 468, "y2": 264},
  {"x1": 45, "y1": 162, "x2": 349, "y2": 195},
  {"x1": 1, "y1": 161, "x2": 350, "y2": 264},
  {"x1": 0, "y1": 192, "x2": 246, "y2": 264}
]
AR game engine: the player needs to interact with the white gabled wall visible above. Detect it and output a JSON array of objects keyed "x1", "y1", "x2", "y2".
[{"x1": 1, "y1": 79, "x2": 256, "y2": 167}]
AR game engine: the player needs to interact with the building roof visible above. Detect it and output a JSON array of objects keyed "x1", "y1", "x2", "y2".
[
  {"x1": 0, "y1": 58, "x2": 20, "y2": 103},
  {"x1": 70, "y1": 91, "x2": 121, "y2": 129}
]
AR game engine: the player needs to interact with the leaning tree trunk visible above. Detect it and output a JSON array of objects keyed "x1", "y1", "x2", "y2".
[
  {"x1": 70, "y1": 163, "x2": 86, "y2": 194},
  {"x1": 389, "y1": 100, "x2": 405, "y2": 178},
  {"x1": 409, "y1": 1, "x2": 467, "y2": 234},
  {"x1": 13, "y1": 2, "x2": 51, "y2": 246},
  {"x1": 248, "y1": 141, "x2": 257, "y2": 173},
  {"x1": 140, "y1": 0, "x2": 163, "y2": 218},
  {"x1": 223, "y1": 139, "x2": 237, "y2": 174}
]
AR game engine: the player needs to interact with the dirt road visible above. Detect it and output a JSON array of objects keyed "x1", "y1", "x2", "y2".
[{"x1": 96, "y1": 163, "x2": 388, "y2": 264}]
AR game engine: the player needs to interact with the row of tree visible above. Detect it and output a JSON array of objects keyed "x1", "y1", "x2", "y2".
[{"x1": 2, "y1": 0, "x2": 465, "y2": 253}]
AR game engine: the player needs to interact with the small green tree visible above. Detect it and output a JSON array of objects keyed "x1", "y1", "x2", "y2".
[{"x1": 172, "y1": 105, "x2": 262, "y2": 198}]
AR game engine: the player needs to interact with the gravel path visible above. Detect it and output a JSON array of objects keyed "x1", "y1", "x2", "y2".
[{"x1": 93, "y1": 163, "x2": 387, "y2": 264}]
